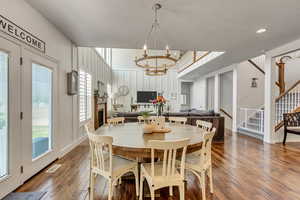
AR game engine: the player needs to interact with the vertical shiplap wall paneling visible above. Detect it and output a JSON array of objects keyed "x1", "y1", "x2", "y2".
[
  {"x1": 112, "y1": 69, "x2": 181, "y2": 111},
  {"x1": 77, "y1": 47, "x2": 112, "y2": 136}
]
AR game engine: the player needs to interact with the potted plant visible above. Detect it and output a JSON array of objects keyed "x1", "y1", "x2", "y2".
[{"x1": 141, "y1": 111, "x2": 151, "y2": 120}]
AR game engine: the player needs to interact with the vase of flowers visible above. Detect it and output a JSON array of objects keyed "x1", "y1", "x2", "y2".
[{"x1": 151, "y1": 96, "x2": 166, "y2": 116}]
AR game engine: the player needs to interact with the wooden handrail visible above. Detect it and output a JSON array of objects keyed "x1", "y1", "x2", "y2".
[
  {"x1": 178, "y1": 51, "x2": 212, "y2": 73},
  {"x1": 275, "y1": 106, "x2": 300, "y2": 131},
  {"x1": 275, "y1": 80, "x2": 300, "y2": 102},
  {"x1": 247, "y1": 59, "x2": 265, "y2": 75},
  {"x1": 275, "y1": 121, "x2": 284, "y2": 132},
  {"x1": 220, "y1": 108, "x2": 233, "y2": 119}
]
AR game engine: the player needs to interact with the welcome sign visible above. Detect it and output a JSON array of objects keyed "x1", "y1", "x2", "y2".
[{"x1": 0, "y1": 15, "x2": 45, "y2": 53}]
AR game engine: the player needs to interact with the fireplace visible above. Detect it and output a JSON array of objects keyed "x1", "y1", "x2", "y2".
[
  {"x1": 98, "y1": 109, "x2": 104, "y2": 127},
  {"x1": 94, "y1": 96, "x2": 108, "y2": 130}
]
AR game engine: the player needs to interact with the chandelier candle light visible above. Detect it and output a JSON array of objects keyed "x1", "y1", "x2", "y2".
[{"x1": 135, "y1": 3, "x2": 178, "y2": 76}]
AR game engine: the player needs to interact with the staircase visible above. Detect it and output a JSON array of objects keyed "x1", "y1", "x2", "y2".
[
  {"x1": 238, "y1": 81, "x2": 300, "y2": 138},
  {"x1": 275, "y1": 80, "x2": 300, "y2": 131},
  {"x1": 237, "y1": 55, "x2": 300, "y2": 138},
  {"x1": 238, "y1": 108, "x2": 264, "y2": 139}
]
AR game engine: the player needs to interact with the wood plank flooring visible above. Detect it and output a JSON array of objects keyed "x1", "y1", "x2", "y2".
[{"x1": 16, "y1": 130, "x2": 300, "y2": 200}]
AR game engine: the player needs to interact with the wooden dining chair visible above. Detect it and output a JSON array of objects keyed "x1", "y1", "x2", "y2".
[
  {"x1": 169, "y1": 117, "x2": 187, "y2": 125},
  {"x1": 139, "y1": 138, "x2": 190, "y2": 200},
  {"x1": 196, "y1": 120, "x2": 212, "y2": 131},
  {"x1": 150, "y1": 116, "x2": 165, "y2": 122},
  {"x1": 137, "y1": 116, "x2": 145, "y2": 124},
  {"x1": 184, "y1": 128, "x2": 216, "y2": 200},
  {"x1": 86, "y1": 127, "x2": 139, "y2": 200},
  {"x1": 107, "y1": 117, "x2": 125, "y2": 126}
]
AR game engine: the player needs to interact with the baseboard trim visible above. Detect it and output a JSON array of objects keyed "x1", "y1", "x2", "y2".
[
  {"x1": 59, "y1": 135, "x2": 87, "y2": 158},
  {"x1": 273, "y1": 138, "x2": 300, "y2": 144}
]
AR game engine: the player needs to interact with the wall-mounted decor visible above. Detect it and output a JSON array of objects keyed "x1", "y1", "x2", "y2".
[
  {"x1": 118, "y1": 85, "x2": 130, "y2": 96},
  {"x1": 251, "y1": 78, "x2": 258, "y2": 88},
  {"x1": 67, "y1": 70, "x2": 78, "y2": 95},
  {"x1": 0, "y1": 15, "x2": 46, "y2": 53}
]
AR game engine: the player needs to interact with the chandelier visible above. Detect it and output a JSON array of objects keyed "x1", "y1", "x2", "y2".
[{"x1": 135, "y1": 3, "x2": 178, "y2": 76}]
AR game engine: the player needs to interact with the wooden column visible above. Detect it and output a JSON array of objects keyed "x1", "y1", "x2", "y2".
[
  {"x1": 276, "y1": 61, "x2": 285, "y2": 95},
  {"x1": 276, "y1": 56, "x2": 291, "y2": 95}
]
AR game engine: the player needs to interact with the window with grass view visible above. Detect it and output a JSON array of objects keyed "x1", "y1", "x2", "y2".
[
  {"x1": 0, "y1": 51, "x2": 8, "y2": 178},
  {"x1": 32, "y1": 63, "x2": 52, "y2": 159}
]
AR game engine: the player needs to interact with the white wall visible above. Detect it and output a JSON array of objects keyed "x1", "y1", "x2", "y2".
[
  {"x1": 112, "y1": 69, "x2": 181, "y2": 111},
  {"x1": 112, "y1": 49, "x2": 181, "y2": 112},
  {"x1": 207, "y1": 77, "x2": 215, "y2": 110},
  {"x1": 0, "y1": 0, "x2": 112, "y2": 158},
  {"x1": 190, "y1": 78, "x2": 206, "y2": 110},
  {"x1": 220, "y1": 71, "x2": 233, "y2": 129},
  {"x1": 77, "y1": 47, "x2": 112, "y2": 136},
  {"x1": 190, "y1": 55, "x2": 266, "y2": 131},
  {"x1": 181, "y1": 82, "x2": 192, "y2": 110},
  {"x1": 237, "y1": 55, "x2": 265, "y2": 109},
  {"x1": 220, "y1": 71, "x2": 233, "y2": 113}
]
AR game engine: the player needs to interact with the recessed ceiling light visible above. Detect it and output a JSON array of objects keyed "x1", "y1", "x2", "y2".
[{"x1": 256, "y1": 28, "x2": 267, "y2": 34}]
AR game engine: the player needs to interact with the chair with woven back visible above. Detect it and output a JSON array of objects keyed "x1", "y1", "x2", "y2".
[
  {"x1": 183, "y1": 128, "x2": 216, "y2": 200},
  {"x1": 85, "y1": 125, "x2": 139, "y2": 200},
  {"x1": 196, "y1": 120, "x2": 212, "y2": 131},
  {"x1": 283, "y1": 112, "x2": 300, "y2": 145},
  {"x1": 139, "y1": 138, "x2": 190, "y2": 200}
]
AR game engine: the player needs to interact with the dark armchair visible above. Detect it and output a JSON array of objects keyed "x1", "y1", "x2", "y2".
[{"x1": 283, "y1": 112, "x2": 300, "y2": 145}]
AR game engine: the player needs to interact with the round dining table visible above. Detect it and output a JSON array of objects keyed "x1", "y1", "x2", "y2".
[{"x1": 95, "y1": 122, "x2": 205, "y2": 162}]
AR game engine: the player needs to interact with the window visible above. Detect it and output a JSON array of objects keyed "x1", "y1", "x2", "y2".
[
  {"x1": 32, "y1": 63, "x2": 53, "y2": 159},
  {"x1": 79, "y1": 69, "x2": 92, "y2": 123},
  {"x1": 0, "y1": 51, "x2": 8, "y2": 177}
]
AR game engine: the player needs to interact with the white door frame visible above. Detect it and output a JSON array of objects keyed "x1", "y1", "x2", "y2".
[
  {"x1": 20, "y1": 48, "x2": 59, "y2": 182},
  {"x1": 0, "y1": 36, "x2": 22, "y2": 199}
]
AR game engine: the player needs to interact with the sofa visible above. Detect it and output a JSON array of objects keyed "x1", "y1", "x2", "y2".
[{"x1": 115, "y1": 109, "x2": 225, "y2": 142}]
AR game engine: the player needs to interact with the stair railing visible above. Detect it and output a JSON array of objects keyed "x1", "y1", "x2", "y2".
[
  {"x1": 247, "y1": 59, "x2": 265, "y2": 75},
  {"x1": 239, "y1": 108, "x2": 264, "y2": 134},
  {"x1": 220, "y1": 108, "x2": 232, "y2": 119},
  {"x1": 275, "y1": 80, "x2": 300, "y2": 131}
]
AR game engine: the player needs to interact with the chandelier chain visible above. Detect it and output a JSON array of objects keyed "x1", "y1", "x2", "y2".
[{"x1": 135, "y1": 3, "x2": 177, "y2": 76}]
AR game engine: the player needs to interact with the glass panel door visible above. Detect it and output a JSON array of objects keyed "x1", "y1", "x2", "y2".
[
  {"x1": 21, "y1": 49, "x2": 58, "y2": 182},
  {"x1": 32, "y1": 63, "x2": 52, "y2": 159},
  {"x1": 0, "y1": 51, "x2": 8, "y2": 178},
  {"x1": 0, "y1": 37, "x2": 22, "y2": 199}
]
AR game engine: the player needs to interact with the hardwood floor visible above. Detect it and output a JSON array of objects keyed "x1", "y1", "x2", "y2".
[{"x1": 16, "y1": 130, "x2": 300, "y2": 200}]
